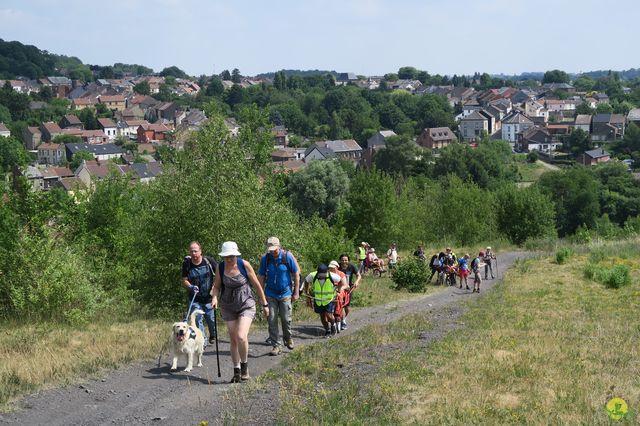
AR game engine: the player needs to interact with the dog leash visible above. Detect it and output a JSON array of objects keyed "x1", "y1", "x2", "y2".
[{"x1": 184, "y1": 290, "x2": 198, "y2": 322}]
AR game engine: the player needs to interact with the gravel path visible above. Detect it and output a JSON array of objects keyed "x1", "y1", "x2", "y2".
[{"x1": 0, "y1": 252, "x2": 528, "y2": 426}]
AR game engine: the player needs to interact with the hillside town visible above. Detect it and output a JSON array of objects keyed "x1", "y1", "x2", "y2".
[{"x1": 1, "y1": 69, "x2": 639, "y2": 192}]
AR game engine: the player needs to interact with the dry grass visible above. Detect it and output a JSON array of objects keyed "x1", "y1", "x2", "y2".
[
  {"x1": 258, "y1": 245, "x2": 640, "y2": 424},
  {"x1": 0, "y1": 319, "x2": 166, "y2": 409}
]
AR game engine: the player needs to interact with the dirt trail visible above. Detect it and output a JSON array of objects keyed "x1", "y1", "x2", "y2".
[{"x1": 0, "y1": 252, "x2": 529, "y2": 426}]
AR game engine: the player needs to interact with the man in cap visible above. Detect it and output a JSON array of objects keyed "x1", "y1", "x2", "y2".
[
  {"x1": 357, "y1": 242, "x2": 367, "y2": 274},
  {"x1": 258, "y1": 237, "x2": 300, "y2": 356},
  {"x1": 304, "y1": 264, "x2": 346, "y2": 337}
]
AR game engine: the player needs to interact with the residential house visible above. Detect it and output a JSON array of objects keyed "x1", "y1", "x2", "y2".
[
  {"x1": 39, "y1": 122, "x2": 64, "y2": 142},
  {"x1": 272, "y1": 125, "x2": 289, "y2": 146},
  {"x1": 542, "y1": 83, "x2": 575, "y2": 94},
  {"x1": 546, "y1": 124, "x2": 571, "y2": 137},
  {"x1": 129, "y1": 162, "x2": 163, "y2": 184},
  {"x1": 0, "y1": 122, "x2": 10, "y2": 138},
  {"x1": 74, "y1": 160, "x2": 127, "y2": 189},
  {"x1": 481, "y1": 106, "x2": 502, "y2": 134},
  {"x1": 336, "y1": 73, "x2": 358, "y2": 85},
  {"x1": 119, "y1": 105, "x2": 145, "y2": 121},
  {"x1": 66, "y1": 143, "x2": 124, "y2": 162},
  {"x1": 388, "y1": 80, "x2": 423, "y2": 93},
  {"x1": 0, "y1": 79, "x2": 27, "y2": 94},
  {"x1": 304, "y1": 144, "x2": 337, "y2": 162},
  {"x1": 417, "y1": 127, "x2": 456, "y2": 151},
  {"x1": 72, "y1": 97, "x2": 97, "y2": 110},
  {"x1": 23, "y1": 166, "x2": 44, "y2": 191},
  {"x1": 627, "y1": 108, "x2": 640, "y2": 127},
  {"x1": 119, "y1": 119, "x2": 149, "y2": 138},
  {"x1": 43, "y1": 76, "x2": 73, "y2": 98},
  {"x1": 511, "y1": 88, "x2": 537, "y2": 105},
  {"x1": 592, "y1": 114, "x2": 625, "y2": 142},
  {"x1": 593, "y1": 93, "x2": 609, "y2": 105},
  {"x1": 59, "y1": 114, "x2": 84, "y2": 130},
  {"x1": 22, "y1": 126, "x2": 42, "y2": 150},
  {"x1": 525, "y1": 100, "x2": 548, "y2": 121},
  {"x1": 37, "y1": 143, "x2": 66, "y2": 165},
  {"x1": 501, "y1": 112, "x2": 534, "y2": 143},
  {"x1": 225, "y1": 118, "x2": 240, "y2": 137},
  {"x1": 98, "y1": 95, "x2": 127, "y2": 112},
  {"x1": 55, "y1": 177, "x2": 86, "y2": 193},
  {"x1": 78, "y1": 130, "x2": 109, "y2": 144},
  {"x1": 153, "y1": 102, "x2": 178, "y2": 122},
  {"x1": 577, "y1": 148, "x2": 610, "y2": 166},
  {"x1": 40, "y1": 166, "x2": 74, "y2": 190},
  {"x1": 137, "y1": 123, "x2": 171, "y2": 143},
  {"x1": 517, "y1": 127, "x2": 560, "y2": 153},
  {"x1": 366, "y1": 130, "x2": 397, "y2": 149},
  {"x1": 574, "y1": 114, "x2": 592, "y2": 133},
  {"x1": 272, "y1": 148, "x2": 298, "y2": 162},
  {"x1": 97, "y1": 118, "x2": 118, "y2": 140},
  {"x1": 459, "y1": 111, "x2": 489, "y2": 141},
  {"x1": 305, "y1": 140, "x2": 362, "y2": 163},
  {"x1": 179, "y1": 110, "x2": 207, "y2": 131}
]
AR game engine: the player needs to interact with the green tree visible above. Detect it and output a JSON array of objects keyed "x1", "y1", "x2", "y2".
[
  {"x1": 52, "y1": 134, "x2": 82, "y2": 145},
  {"x1": 99, "y1": 66, "x2": 115, "y2": 79},
  {"x1": 575, "y1": 102, "x2": 594, "y2": 115},
  {"x1": 596, "y1": 103, "x2": 613, "y2": 114},
  {"x1": 0, "y1": 136, "x2": 29, "y2": 172},
  {"x1": 398, "y1": 66, "x2": 419, "y2": 80},
  {"x1": 562, "y1": 128, "x2": 592, "y2": 155},
  {"x1": 220, "y1": 69, "x2": 232, "y2": 81},
  {"x1": 224, "y1": 84, "x2": 245, "y2": 107},
  {"x1": 159, "y1": 66, "x2": 187, "y2": 79},
  {"x1": 0, "y1": 104, "x2": 11, "y2": 124},
  {"x1": 133, "y1": 80, "x2": 151, "y2": 95},
  {"x1": 77, "y1": 107, "x2": 99, "y2": 130},
  {"x1": 494, "y1": 184, "x2": 556, "y2": 245},
  {"x1": 287, "y1": 160, "x2": 349, "y2": 221},
  {"x1": 373, "y1": 135, "x2": 425, "y2": 177},
  {"x1": 543, "y1": 69, "x2": 570, "y2": 84},
  {"x1": 70, "y1": 150, "x2": 96, "y2": 170},
  {"x1": 537, "y1": 167, "x2": 600, "y2": 236},
  {"x1": 205, "y1": 77, "x2": 224, "y2": 97},
  {"x1": 615, "y1": 122, "x2": 640, "y2": 156},
  {"x1": 573, "y1": 75, "x2": 595, "y2": 92},
  {"x1": 231, "y1": 68, "x2": 242, "y2": 84}
]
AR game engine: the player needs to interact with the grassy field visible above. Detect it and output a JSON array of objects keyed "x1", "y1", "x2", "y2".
[
  {"x1": 0, "y1": 271, "x2": 417, "y2": 409},
  {"x1": 516, "y1": 159, "x2": 550, "y2": 182},
  {"x1": 250, "y1": 240, "x2": 640, "y2": 424}
]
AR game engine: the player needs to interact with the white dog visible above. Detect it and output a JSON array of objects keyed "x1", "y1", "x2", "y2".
[{"x1": 170, "y1": 309, "x2": 205, "y2": 372}]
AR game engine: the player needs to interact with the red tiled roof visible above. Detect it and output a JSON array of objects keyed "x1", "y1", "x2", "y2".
[
  {"x1": 97, "y1": 118, "x2": 117, "y2": 128},
  {"x1": 98, "y1": 95, "x2": 125, "y2": 103}
]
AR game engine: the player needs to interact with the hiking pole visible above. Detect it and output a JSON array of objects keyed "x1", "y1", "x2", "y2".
[{"x1": 212, "y1": 307, "x2": 221, "y2": 377}]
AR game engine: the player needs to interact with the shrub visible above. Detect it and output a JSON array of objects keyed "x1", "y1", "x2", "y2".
[
  {"x1": 527, "y1": 151, "x2": 539, "y2": 163},
  {"x1": 391, "y1": 258, "x2": 429, "y2": 292},
  {"x1": 584, "y1": 263, "x2": 631, "y2": 289},
  {"x1": 555, "y1": 247, "x2": 572, "y2": 264}
]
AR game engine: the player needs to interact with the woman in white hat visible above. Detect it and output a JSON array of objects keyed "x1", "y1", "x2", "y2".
[{"x1": 212, "y1": 241, "x2": 269, "y2": 383}]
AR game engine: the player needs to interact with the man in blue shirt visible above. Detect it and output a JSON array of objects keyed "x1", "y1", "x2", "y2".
[{"x1": 258, "y1": 236, "x2": 300, "y2": 356}]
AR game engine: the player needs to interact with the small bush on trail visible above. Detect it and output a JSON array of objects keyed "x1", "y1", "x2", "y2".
[
  {"x1": 391, "y1": 258, "x2": 429, "y2": 292},
  {"x1": 555, "y1": 247, "x2": 572, "y2": 264}
]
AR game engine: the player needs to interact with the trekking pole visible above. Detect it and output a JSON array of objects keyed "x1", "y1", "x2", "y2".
[
  {"x1": 494, "y1": 256, "x2": 499, "y2": 277},
  {"x1": 213, "y1": 307, "x2": 221, "y2": 377}
]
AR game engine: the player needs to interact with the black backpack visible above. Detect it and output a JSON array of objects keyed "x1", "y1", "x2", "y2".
[{"x1": 184, "y1": 256, "x2": 215, "y2": 296}]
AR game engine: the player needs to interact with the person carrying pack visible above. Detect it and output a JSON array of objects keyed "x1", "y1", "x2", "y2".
[
  {"x1": 258, "y1": 236, "x2": 300, "y2": 356},
  {"x1": 182, "y1": 241, "x2": 217, "y2": 346},
  {"x1": 471, "y1": 251, "x2": 483, "y2": 293},
  {"x1": 211, "y1": 241, "x2": 269, "y2": 383},
  {"x1": 304, "y1": 264, "x2": 346, "y2": 337}
]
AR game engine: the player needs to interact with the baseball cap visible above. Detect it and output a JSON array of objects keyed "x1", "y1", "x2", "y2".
[
  {"x1": 317, "y1": 264, "x2": 328, "y2": 275},
  {"x1": 328, "y1": 260, "x2": 339, "y2": 269},
  {"x1": 266, "y1": 236, "x2": 280, "y2": 251}
]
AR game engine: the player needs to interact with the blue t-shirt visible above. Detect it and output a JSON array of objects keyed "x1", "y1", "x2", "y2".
[
  {"x1": 458, "y1": 258, "x2": 468, "y2": 271},
  {"x1": 258, "y1": 250, "x2": 299, "y2": 298}
]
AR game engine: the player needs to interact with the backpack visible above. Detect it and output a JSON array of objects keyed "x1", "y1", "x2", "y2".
[
  {"x1": 264, "y1": 250, "x2": 295, "y2": 290},
  {"x1": 218, "y1": 257, "x2": 249, "y2": 295},
  {"x1": 184, "y1": 255, "x2": 215, "y2": 297},
  {"x1": 430, "y1": 255, "x2": 440, "y2": 268}
]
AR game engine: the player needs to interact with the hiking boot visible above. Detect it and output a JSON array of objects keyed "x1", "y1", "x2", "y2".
[
  {"x1": 230, "y1": 368, "x2": 241, "y2": 383},
  {"x1": 240, "y1": 362, "x2": 250, "y2": 381},
  {"x1": 269, "y1": 346, "x2": 281, "y2": 356},
  {"x1": 209, "y1": 336, "x2": 216, "y2": 344},
  {"x1": 331, "y1": 325, "x2": 337, "y2": 336},
  {"x1": 340, "y1": 320, "x2": 348, "y2": 330},
  {"x1": 466, "y1": 286, "x2": 470, "y2": 290},
  {"x1": 459, "y1": 284, "x2": 462, "y2": 289},
  {"x1": 324, "y1": 329, "x2": 332, "y2": 338},
  {"x1": 285, "y1": 339, "x2": 294, "y2": 350}
]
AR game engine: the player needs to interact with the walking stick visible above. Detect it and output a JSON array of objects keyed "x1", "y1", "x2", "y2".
[
  {"x1": 212, "y1": 307, "x2": 221, "y2": 378},
  {"x1": 494, "y1": 256, "x2": 498, "y2": 277}
]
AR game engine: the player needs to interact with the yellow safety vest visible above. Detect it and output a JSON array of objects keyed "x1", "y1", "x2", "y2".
[
  {"x1": 358, "y1": 247, "x2": 366, "y2": 260},
  {"x1": 311, "y1": 272, "x2": 336, "y2": 306}
]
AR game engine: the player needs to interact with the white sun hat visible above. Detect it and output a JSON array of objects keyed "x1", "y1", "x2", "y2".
[{"x1": 219, "y1": 241, "x2": 241, "y2": 257}]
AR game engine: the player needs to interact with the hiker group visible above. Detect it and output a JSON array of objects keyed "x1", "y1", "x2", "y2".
[
  {"x1": 180, "y1": 238, "x2": 495, "y2": 383},
  {"x1": 422, "y1": 246, "x2": 497, "y2": 293}
]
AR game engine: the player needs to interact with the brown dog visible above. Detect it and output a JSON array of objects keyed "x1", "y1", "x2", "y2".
[{"x1": 170, "y1": 309, "x2": 205, "y2": 372}]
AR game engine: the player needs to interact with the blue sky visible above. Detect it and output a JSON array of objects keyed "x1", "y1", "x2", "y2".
[{"x1": 1, "y1": 0, "x2": 638, "y2": 77}]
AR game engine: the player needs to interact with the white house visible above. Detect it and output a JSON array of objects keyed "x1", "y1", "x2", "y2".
[
  {"x1": 501, "y1": 112, "x2": 534, "y2": 143},
  {"x1": 97, "y1": 118, "x2": 118, "y2": 141}
]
